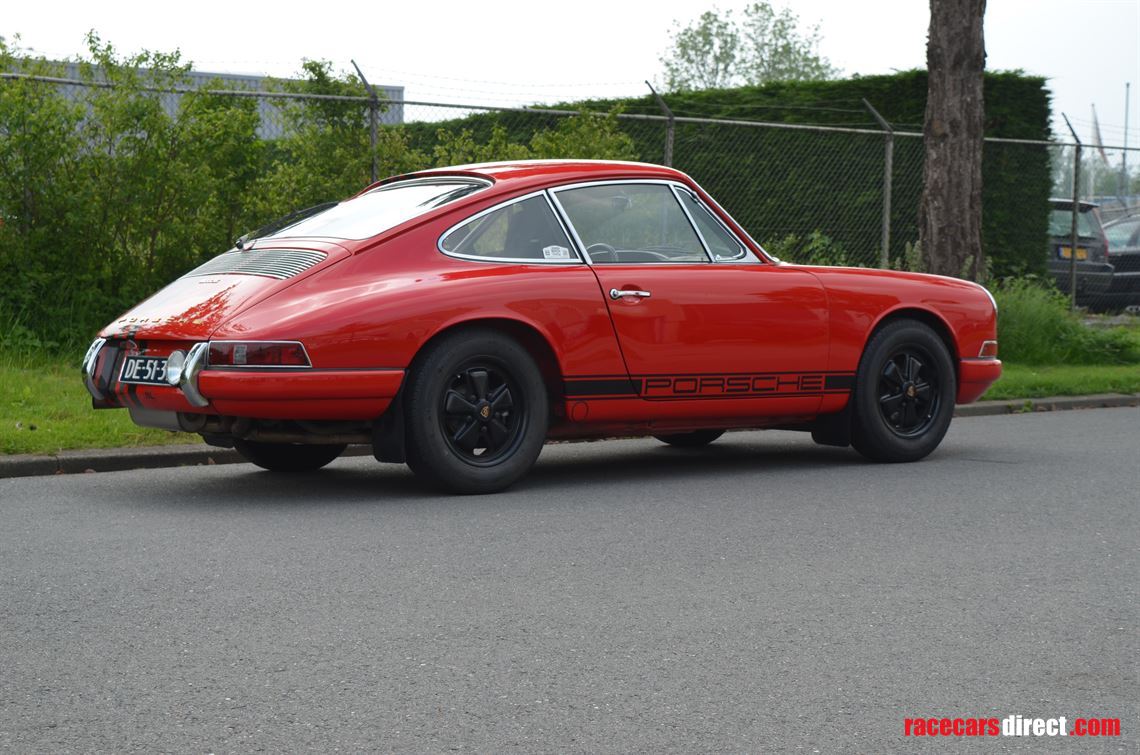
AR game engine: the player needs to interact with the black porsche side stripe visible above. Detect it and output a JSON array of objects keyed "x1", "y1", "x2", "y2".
[
  {"x1": 564, "y1": 378, "x2": 643, "y2": 397},
  {"x1": 824, "y1": 374, "x2": 855, "y2": 390},
  {"x1": 564, "y1": 372, "x2": 856, "y2": 399}
]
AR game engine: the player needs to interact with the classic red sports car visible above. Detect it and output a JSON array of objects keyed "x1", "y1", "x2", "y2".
[{"x1": 82, "y1": 160, "x2": 1001, "y2": 492}]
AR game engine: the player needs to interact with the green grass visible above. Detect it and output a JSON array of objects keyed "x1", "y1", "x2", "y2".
[
  {"x1": 1, "y1": 352, "x2": 192, "y2": 455},
  {"x1": 980, "y1": 363, "x2": 1140, "y2": 401},
  {"x1": 993, "y1": 279, "x2": 1140, "y2": 364},
  {"x1": 4, "y1": 332, "x2": 1140, "y2": 455}
]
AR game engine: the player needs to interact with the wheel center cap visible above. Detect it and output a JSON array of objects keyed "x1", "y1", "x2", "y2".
[
  {"x1": 479, "y1": 404, "x2": 491, "y2": 419},
  {"x1": 905, "y1": 383, "x2": 917, "y2": 398}
]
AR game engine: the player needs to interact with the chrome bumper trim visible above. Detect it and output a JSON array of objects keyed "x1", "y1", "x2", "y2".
[
  {"x1": 181, "y1": 342, "x2": 210, "y2": 408},
  {"x1": 81, "y1": 337, "x2": 107, "y2": 401}
]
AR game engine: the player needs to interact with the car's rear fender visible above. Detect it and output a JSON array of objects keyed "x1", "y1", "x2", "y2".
[{"x1": 412, "y1": 316, "x2": 567, "y2": 410}]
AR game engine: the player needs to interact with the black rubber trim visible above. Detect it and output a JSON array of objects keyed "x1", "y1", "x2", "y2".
[
  {"x1": 564, "y1": 378, "x2": 642, "y2": 397},
  {"x1": 824, "y1": 374, "x2": 856, "y2": 390}
]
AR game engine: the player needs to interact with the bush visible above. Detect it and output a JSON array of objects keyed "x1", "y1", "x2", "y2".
[
  {"x1": 993, "y1": 278, "x2": 1140, "y2": 365},
  {"x1": 762, "y1": 230, "x2": 851, "y2": 266},
  {"x1": 0, "y1": 44, "x2": 638, "y2": 351},
  {"x1": 547, "y1": 70, "x2": 1053, "y2": 278}
]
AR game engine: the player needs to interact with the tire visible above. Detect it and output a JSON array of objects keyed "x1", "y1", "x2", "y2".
[
  {"x1": 404, "y1": 329, "x2": 548, "y2": 494},
  {"x1": 233, "y1": 439, "x2": 346, "y2": 472},
  {"x1": 653, "y1": 429, "x2": 725, "y2": 447},
  {"x1": 850, "y1": 319, "x2": 956, "y2": 463}
]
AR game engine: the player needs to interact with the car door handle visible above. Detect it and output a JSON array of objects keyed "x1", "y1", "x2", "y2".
[{"x1": 609, "y1": 288, "x2": 652, "y2": 300}]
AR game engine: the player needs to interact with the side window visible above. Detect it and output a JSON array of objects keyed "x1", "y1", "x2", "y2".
[
  {"x1": 675, "y1": 188, "x2": 753, "y2": 262},
  {"x1": 555, "y1": 184, "x2": 709, "y2": 264},
  {"x1": 440, "y1": 195, "x2": 577, "y2": 262}
]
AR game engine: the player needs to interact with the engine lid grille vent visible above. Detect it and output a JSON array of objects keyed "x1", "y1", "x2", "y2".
[{"x1": 182, "y1": 248, "x2": 327, "y2": 280}]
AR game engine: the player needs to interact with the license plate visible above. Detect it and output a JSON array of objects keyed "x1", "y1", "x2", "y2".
[
  {"x1": 1058, "y1": 246, "x2": 1088, "y2": 260},
  {"x1": 120, "y1": 355, "x2": 168, "y2": 385}
]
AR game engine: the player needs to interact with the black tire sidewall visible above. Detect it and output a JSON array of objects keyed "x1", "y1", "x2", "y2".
[
  {"x1": 851, "y1": 320, "x2": 957, "y2": 463},
  {"x1": 405, "y1": 331, "x2": 548, "y2": 493}
]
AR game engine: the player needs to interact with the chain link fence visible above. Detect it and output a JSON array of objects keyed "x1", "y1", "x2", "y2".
[
  {"x1": 1044, "y1": 140, "x2": 1140, "y2": 311},
  {"x1": 2, "y1": 69, "x2": 1139, "y2": 348}
]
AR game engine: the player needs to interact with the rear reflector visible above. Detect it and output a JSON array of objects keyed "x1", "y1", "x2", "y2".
[
  {"x1": 207, "y1": 341, "x2": 311, "y2": 367},
  {"x1": 978, "y1": 340, "x2": 999, "y2": 359}
]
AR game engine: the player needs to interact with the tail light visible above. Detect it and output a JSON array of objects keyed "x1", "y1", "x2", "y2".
[
  {"x1": 207, "y1": 341, "x2": 311, "y2": 367},
  {"x1": 978, "y1": 340, "x2": 999, "y2": 359}
]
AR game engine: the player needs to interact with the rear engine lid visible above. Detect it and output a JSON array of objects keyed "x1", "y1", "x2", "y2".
[{"x1": 101, "y1": 241, "x2": 349, "y2": 340}]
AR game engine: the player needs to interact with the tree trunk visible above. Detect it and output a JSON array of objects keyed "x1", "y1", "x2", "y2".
[{"x1": 919, "y1": 0, "x2": 986, "y2": 279}]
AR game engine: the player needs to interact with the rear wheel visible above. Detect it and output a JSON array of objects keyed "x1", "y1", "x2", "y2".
[
  {"x1": 850, "y1": 319, "x2": 956, "y2": 463},
  {"x1": 405, "y1": 330, "x2": 548, "y2": 494},
  {"x1": 233, "y1": 439, "x2": 346, "y2": 472},
  {"x1": 653, "y1": 429, "x2": 725, "y2": 447}
]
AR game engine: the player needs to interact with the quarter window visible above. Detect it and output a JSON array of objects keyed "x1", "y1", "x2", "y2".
[
  {"x1": 556, "y1": 184, "x2": 709, "y2": 264},
  {"x1": 441, "y1": 195, "x2": 576, "y2": 262},
  {"x1": 675, "y1": 188, "x2": 750, "y2": 262}
]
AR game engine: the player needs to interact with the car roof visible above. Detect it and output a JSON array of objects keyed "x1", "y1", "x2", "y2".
[{"x1": 377, "y1": 159, "x2": 691, "y2": 196}]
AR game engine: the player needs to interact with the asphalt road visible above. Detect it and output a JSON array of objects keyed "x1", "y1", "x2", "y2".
[{"x1": 1, "y1": 409, "x2": 1137, "y2": 752}]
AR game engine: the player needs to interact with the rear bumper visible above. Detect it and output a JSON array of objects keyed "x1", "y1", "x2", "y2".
[
  {"x1": 1047, "y1": 260, "x2": 1113, "y2": 295},
  {"x1": 957, "y1": 358, "x2": 1002, "y2": 404},
  {"x1": 83, "y1": 338, "x2": 405, "y2": 420},
  {"x1": 1105, "y1": 269, "x2": 1140, "y2": 294},
  {"x1": 200, "y1": 369, "x2": 405, "y2": 419}
]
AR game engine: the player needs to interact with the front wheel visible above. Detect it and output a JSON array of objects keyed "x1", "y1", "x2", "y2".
[
  {"x1": 850, "y1": 319, "x2": 956, "y2": 463},
  {"x1": 404, "y1": 330, "x2": 548, "y2": 494},
  {"x1": 233, "y1": 439, "x2": 346, "y2": 472}
]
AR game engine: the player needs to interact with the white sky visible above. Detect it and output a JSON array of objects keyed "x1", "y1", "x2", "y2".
[{"x1": 5, "y1": 0, "x2": 1139, "y2": 145}]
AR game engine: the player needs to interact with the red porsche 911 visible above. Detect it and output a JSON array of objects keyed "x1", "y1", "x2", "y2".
[{"x1": 82, "y1": 160, "x2": 1001, "y2": 492}]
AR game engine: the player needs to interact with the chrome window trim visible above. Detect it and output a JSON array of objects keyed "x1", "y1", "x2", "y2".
[
  {"x1": 671, "y1": 185, "x2": 753, "y2": 263},
  {"x1": 550, "y1": 178, "x2": 759, "y2": 266},
  {"x1": 377, "y1": 175, "x2": 493, "y2": 192},
  {"x1": 267, "y1": 177, "x2": 493, "y2": 242},
  {"x1": 437, "y1": 190, "x2": 585, "y2": 266},
  {"x1": 667, "y1": 185, "x2": 715, "y2": 263},
  {"x1": 684, "y1": 177, "x2": 771, "y2": 263},
  {"x1": 550, "y1": 179, "x2": 710, "y2": 265},
  {"x1": 547, "y1": 188, "x2": 595, "y2": 265}
]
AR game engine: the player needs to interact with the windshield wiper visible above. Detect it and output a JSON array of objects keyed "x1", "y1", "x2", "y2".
[{"x1": 235, "y1": 202, "x2": 340, "y2": 249}]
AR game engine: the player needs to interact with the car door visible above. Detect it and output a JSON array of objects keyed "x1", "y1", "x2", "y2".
[{"x1": 551, "y1": 181, "x2": 830, "y2": 412}]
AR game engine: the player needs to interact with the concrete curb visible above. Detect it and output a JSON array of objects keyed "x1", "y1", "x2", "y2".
[
  {"x1": 2, "y1": 394, "x2": 1137, "y2": 480},
  {"x1": 0, "y1": 444, "x2": 374, "y2": 480},
  {"x1": 952, "y1": 392, "x2": 1139, "y2": 417}
]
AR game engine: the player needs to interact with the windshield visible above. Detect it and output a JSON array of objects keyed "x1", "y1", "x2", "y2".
[
  {"x1": 267, "y1": 178, "x2": 488, "y2": 240},
  {"x1": 1105, "y1": 218, "x2": 1140, "y2": 249}
]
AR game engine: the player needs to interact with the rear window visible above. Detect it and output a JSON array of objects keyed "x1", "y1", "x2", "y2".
[
  {"x1": 1048, "y1": 208, "x2": 1101, "y2": 238},
  {"x1": 267, "y1": 178, "x2": 488, "y2": 240}
]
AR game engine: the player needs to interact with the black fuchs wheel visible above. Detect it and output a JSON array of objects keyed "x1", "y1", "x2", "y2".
[
  {"x1": 850, "y1": 319, "x2": 957, "y2": 463},
  {"x1": 653, "y1": 429, "x2": 725, "y2": 447},
  {"x1": 233, "y1": 440, "x2": 346, "y2": 472},
  {"x1": 404, "y1": 329, "x2": 548, "y2": 494}
]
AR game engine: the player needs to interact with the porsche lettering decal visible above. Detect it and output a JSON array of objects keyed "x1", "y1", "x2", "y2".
[{"x1": 565, "y1": 373, "x2": 854, "y2": 400}]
